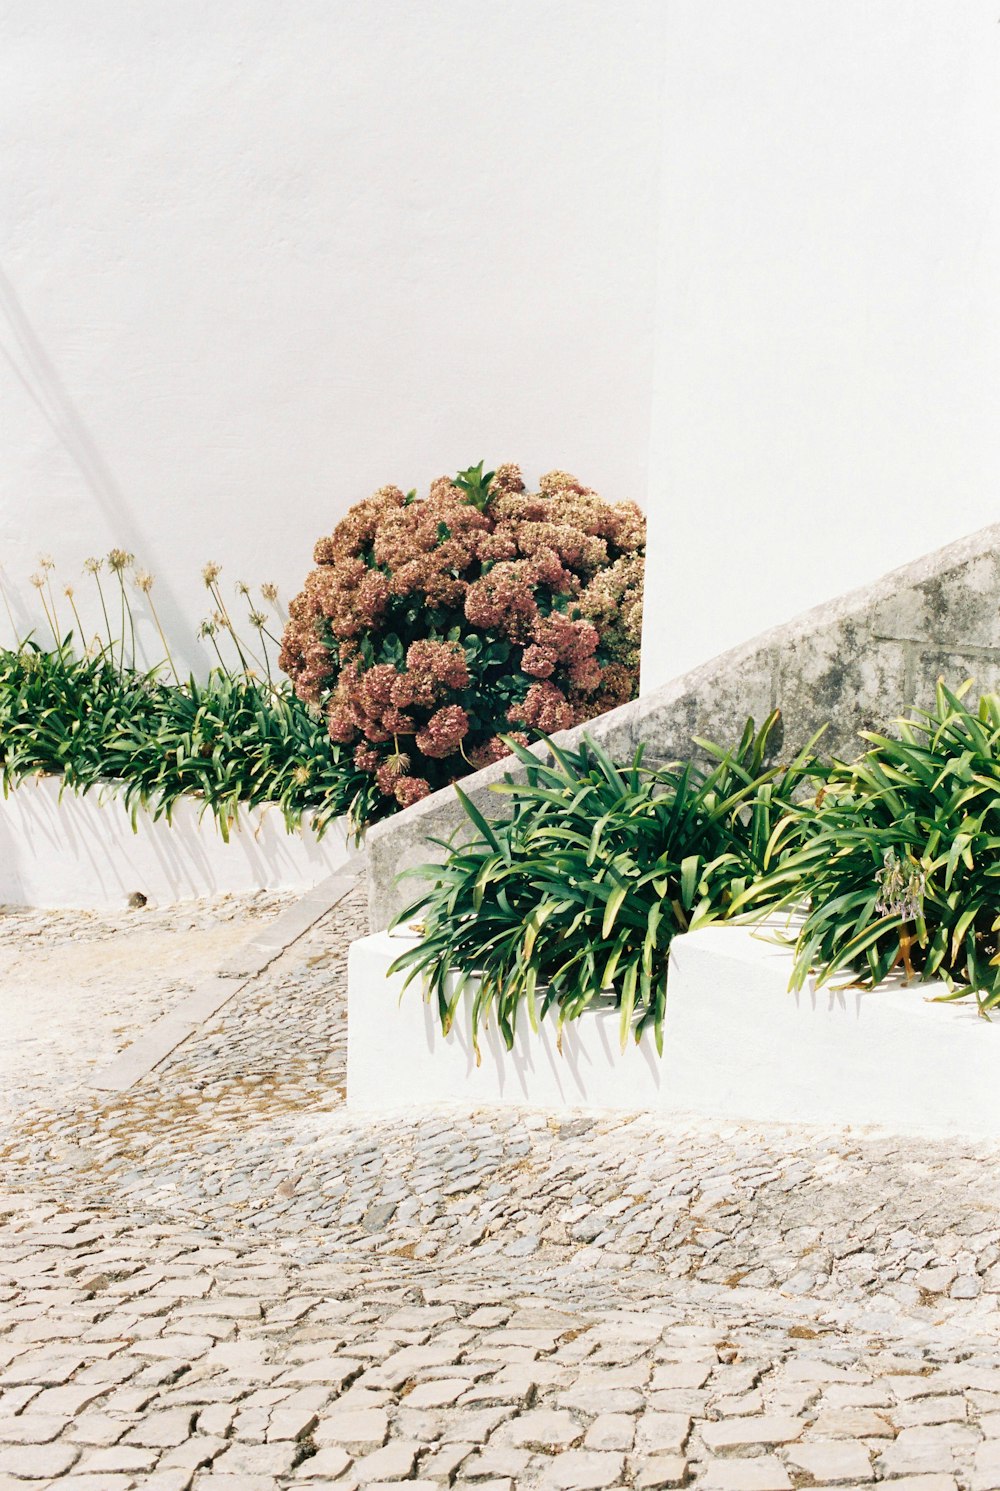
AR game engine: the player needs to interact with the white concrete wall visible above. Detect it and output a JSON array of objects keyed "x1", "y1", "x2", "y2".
[
  {"x1": 349, "y1": 925, "x2": 1000, "y2": 1138},
  {"x1": 642, "y1": 0, "x2": 1000, "y2": 689},
  {"x1": 0, "y1": 774, "x2": 353, "y2": 909},
  {"x1": 0, "y1": 0, "x2": 663, "y2": 671},
  {"x1": 4, "y1": 2, "x2": 998, "y2": 694}
]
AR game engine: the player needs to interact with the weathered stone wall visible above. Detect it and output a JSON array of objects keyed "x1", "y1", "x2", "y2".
[{"x1": 367, "y1": 521, "x2": 1000, "y2": 930}]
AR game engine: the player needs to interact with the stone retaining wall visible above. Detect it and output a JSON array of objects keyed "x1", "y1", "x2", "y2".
[{"x1": 368, "y1": 520, "x2": 1000, "y2": 930}]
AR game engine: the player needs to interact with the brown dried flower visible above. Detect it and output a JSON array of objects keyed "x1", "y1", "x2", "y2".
[
  {"x1": 281, "y1": 463, "x2": 644, "y2": 813},
  {"x1": 394, "y1": 775, "x2": 431, "y2": 807}
]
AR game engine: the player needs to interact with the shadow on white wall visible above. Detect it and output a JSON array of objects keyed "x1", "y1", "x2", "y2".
[
  {"x1": 0, "y1": 264, "x2": 196, "y2": 663},
  {"x1": 0, "y1": 775, "x2": 352, "y2": 909}
]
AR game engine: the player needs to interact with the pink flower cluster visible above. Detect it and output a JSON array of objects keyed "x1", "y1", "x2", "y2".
[
  {"x1": 326, "y1": 641, "x2": 469, "y2": 749},
  {"x1": 280, "y1": 464, "x2": 645, "y2": 808}
]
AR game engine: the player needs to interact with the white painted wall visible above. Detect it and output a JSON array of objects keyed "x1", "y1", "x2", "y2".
[
  {"x1": 0, "y1": 0, "x2": 663, "y2": 671},
  {"x1": 643, "y1": 0, "x2": 1000, "y2": 689},
  {"x1": 0, "y1": 774, "x2": 352, "y2": 909},
  {"x1": 349, "y1": 925, "x2": 1000, "y2": 1137},
  {"x1": 4, "y1": 2, "x2": 998, "y2": 695}
]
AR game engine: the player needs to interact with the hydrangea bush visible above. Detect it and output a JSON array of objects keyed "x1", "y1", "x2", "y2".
[{"x1": 279, "y1": 463, "x2": 645, "y2": 808}]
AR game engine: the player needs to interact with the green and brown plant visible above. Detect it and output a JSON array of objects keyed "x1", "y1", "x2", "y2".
[
  {"x1": 734, "y1": 681, "x2": 1000, "y2": 1010},
  {"x1": 0, "y1": 555, "x2": 378, "y2": 839},
  {"x1": 280, "y1": 462, "x2": 645, "y2": 809}
]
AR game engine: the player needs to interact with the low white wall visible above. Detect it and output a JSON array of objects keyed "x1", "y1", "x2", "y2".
[
  {"x1": 348, "y1": 925, "x2": 1000, "y2": 1139},
  {"x1": 348, "y1": 931, "x2": 667, "y2": 1113},
  {"x1": 0, "y1": 775, "x2": 353, "y2": 909}
]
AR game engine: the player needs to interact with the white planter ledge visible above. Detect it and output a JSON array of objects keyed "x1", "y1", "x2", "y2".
[
  {"x1": 0, "y1": 775, "x2": 355, "y2": 909},
  {"x1": 347, "y1": 924, "x2": 1000, "y2": 1137}
]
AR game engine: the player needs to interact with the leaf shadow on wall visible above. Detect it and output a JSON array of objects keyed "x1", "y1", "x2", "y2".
[{"x1": 0, "y1": 264, "x2": 199, "y2": 670}]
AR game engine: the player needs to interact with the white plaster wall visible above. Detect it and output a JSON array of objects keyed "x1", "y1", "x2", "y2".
[
  {"x1": 0, "y1": 775, "x2": 353, "y2": 908},
  {"x1": 0, "y1": 0, "x2": 663, "y2": 671},
  {"x1": 5, "y1": 2, "x2": 998, "y2": 698},
  {"x1": 349, "y1": 926, "x2": 1000, "y2": 1138},
  {"x1": 642, "y1": 0, "x2": 1000, "y2": 689}
]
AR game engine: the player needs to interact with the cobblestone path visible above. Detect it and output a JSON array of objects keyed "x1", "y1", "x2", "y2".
[{"x1": 2, "y1": 883, "x2": 1000, "y2": 1490}]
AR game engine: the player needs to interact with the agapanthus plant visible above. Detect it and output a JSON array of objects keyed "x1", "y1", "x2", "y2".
[
  {"x1": 388, "y1": 716, "x2": 821, "y2": 1054},
  {"x1": 280, "y1": 463, "x2": 645, "y2": 807},
  {"x1": 732, "y1": 683, "x2": 1000, "y2": 1009}
]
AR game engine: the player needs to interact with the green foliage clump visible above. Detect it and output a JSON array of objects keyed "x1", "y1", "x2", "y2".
[
  {"x1": 389, "y1": 715, "x2": 820, "y2": 1052},
  {"x1": 0, "y1": 551, "x2": 388, "y2": 837},
  {"x1": 739, "y1": 682, "x2": 1000, "y2": 1011},
  {"x1": 0, "y1": 640, "x2": 377, "y2": 839},
  {"x1": 393, "y1": 684, "x2": 1000, "y2": 1056}
]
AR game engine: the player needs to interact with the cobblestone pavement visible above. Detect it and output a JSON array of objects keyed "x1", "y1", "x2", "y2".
[
  {"x1": 0, "y1": 895, "x2": 293, "y2": 1124},
  {"x1": 2, "y1": 883, "x2": 1000, "y2": 1490}
]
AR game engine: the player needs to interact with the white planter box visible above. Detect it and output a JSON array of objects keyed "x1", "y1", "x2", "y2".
[
  {"x1": 0, "y1": 775, "x2": 355, "y2": 909},
  {"x1": 347, "y1": 924, "x2": 1000, "y2": 1137}
]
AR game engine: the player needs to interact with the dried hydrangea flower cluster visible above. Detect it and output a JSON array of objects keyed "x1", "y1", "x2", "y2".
[{"x1": 280, "y1": 463, "x2": 645, "y2": 808}]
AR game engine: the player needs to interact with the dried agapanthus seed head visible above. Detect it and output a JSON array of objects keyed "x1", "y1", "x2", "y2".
[
  {"x1": 261, "y1": 582, "x2": 279, "y2": 604},
  {"x1": 248, "y1": 609, "x2": 268, "y2": 629},
  {"x1": 291, "y1": 764, "x2": 312, "y2": 786},
  {"x1": 84, "y1": 556, "x2": 104, "y2": 575},
  {"x1": 198, "y1": 618, "x2": 218, "y2": 638},
  {"x1": 108, "y1": 548, "x2": 133, "y2": 574},
  {"x1": 875, "y1": 848, "x2": 925, "y2": 921},
  {"x1": 134, "y1": 570, "x2": 155, "y2": 593},
  {"x1": 63, "y1": 584, "x2": 75, "y2": 599},
  {"x1": 37, "y1": 554, "x2": 55, "y2": 573},
  {"x1": 235, "y1": 580, "x2": 251, "y2": 597},
  {"x1": 28, "y1": 572, "x2": 44, "y2": 590},
  {"x1": 211, "y1": 609, "x2": 229, "y2": 630},
  {"x1": 375, "y1": 753, "x2": 411, "y2": 795},
  {"x1": 202, "y1": 561, "x2": 222, "y2": 588}
]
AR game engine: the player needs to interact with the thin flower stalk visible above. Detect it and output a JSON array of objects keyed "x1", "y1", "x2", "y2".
[
  {"x1": 198, "y1": 618, "x2": 229, "y2": 673},
  {"x1": 245, "y1": 605, "x2": 274, "y2": 685},
  {"x1": 38, "y1": 556, "x2": 64, "y2": 648},
  {"x1": 63, "y1": 584, "x2": 86, "y2": 646},
  {"x1": 135, "y1": 570, "x2": 180, "y2": 686},
  {"x1": 29, "y1": 572, "x2": 60, "y2": 649},
  {"x1": 84, "y1": 558, "x2": 114, "y2": 661},
  {"x1": 202, "y1": 565, "x2": 254, "y2": 676},
  {"x1": 108, "y1": 550, "x2": 135, "y2": 673}
]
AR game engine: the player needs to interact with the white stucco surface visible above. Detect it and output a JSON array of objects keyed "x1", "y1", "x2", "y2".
[
  {"x1": 3, "y1": 3, "x2": 998, "y2": 692},
  {"x1": 349, "y1": 926, "x2": 1000, "y2": 1138},
  {"x1": 0, "y1": 0, "x2": 663, "y2": 670},
  {"x1": 0, "y1": 774, "x2": 353, "y2": 908},
  {"x1": 642, "y1": 0, "x2": 1000, "y2": 688}
]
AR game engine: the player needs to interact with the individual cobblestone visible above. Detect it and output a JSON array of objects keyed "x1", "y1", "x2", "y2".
[{"x1": 2, "y1": 884, "x2": 1000, "y2": 1488}]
